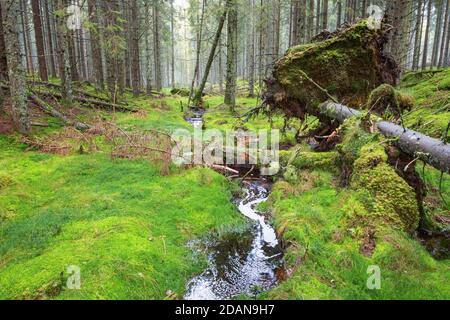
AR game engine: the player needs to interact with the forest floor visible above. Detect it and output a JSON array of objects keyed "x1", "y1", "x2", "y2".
[{"x1": 0, "y1": 70, "x2": 449, "y2": 299}]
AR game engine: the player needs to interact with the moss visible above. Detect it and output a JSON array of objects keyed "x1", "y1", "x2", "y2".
[
  {"x1": 400, "y1": 68, "x2": 450, "y2": 140},
  {"x1": 367, "y1": 84, "x2": 413, "y2": 119},
  {"x1": 350, "y1": 143, "x2": 420, "y2": 233},
  {"x1": 283, "y1": 150, "x2": 338, "y2": 172},
  {"x1": 0, "y1": 174, "x2": 15, "y2": 190},
  {"x1": 266, "y1": 170, "x2": 449, "y2": 300}
]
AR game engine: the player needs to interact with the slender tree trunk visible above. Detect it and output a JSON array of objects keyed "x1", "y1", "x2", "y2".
[
  {"x1": 0, "y1": 2, "x2": 8, "y2": 81},
  {"x1": 56, "y1": 0, "x2": 73, "y2": 104},
  {"x1": 219, "y1": 35, "x2": 224, "y2": 93},
  {"x1": 32, "y1": 0, "x2": 49, "y2": 81},
  {"x1": 170, "y1": 0, "x2": 175, "y2": 88},
  {"x1": 194, "y1": 0, "x2": 230, "y2": 103},
  {"x1": 273, "y1": 0, "x2": 280, "y2": 57},
  {"x1": 432, "y1": 0, "x2": 443, "y2": 68},
  {"x1": 153, "y1": 0, "x2": 162, "y2": 91},
  {"x1": 88, "y1": 0, "x2": 104, "y2": 89},
  {"x1": 3, "y1": 0, "x2": 30, "y2": 134},
  {"x1": 144, "y1": 2, "x2": 152, "y2": 95},
  {"x1": 21, "y1": 0, "x2": 34, "y2": 74},
  {"x1": 224, "y1": 0, "x2": 237, "y2": 110},
  {"x1": 308, "y1": 0, "x2": 314, "y2": 40},
  {"x1": 316, "y1": 0, "x2": 321, "y2": 34},
  {"x1": 322, "y1": 0, "x2": 328, "y2": 30},
  {"x1": 130, "y1": 0, "x2": 140, "y2": 95},
  {"x1": 44, "y1": 0, "x2": 56, "y2": 77},
  {"x1": 413, "y1": 0, "x2": 423, "y2": 70},
  {"x1": 187, "y1": 0, "x2": 205, "y2": 107},
  {"x1": 337, "y1": 0, "x2": 342, "y2": 28},
  {"x1": 249, "y1": 0, "x2": 255, "y2": 97},
  {"x1": 422, "y1": 0, "x2": 432, "y2": 69},
  {"x1": 439, "y1": 0, "x2": 450, "y2": 67}
]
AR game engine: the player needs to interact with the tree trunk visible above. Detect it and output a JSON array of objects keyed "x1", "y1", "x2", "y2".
[
  {"x1": 44, "y1": 0, "x2": 56, "y2": 77},
  {"x1": 224, "y1": 0, "x2": 237, "y2": 110},
  {"x1": 337, "y1": 0, "x2": 342, "y2": 29},
  {"x1": 3, "y1": 0, "x2": 30, "y2": 134},
  {"x1": 314, "y1": 102, "x2": 450, "y2": 174},
  {"x1": 193, "y1": 0, "x2": 230, "y2": 104},
  {"x1": 31, "y1": 0, "x2": 48, "y2": 81},
  {"x1": 21, "y1": 0, "x2": 34, "y2": 74},
  {"x1": 308, "y1": 0, "x2": 314, "y2": 40},
  {"x1": 170, "y1": 0, "x2": 175, "y2": 88},
  {"x1": 153, "y1": 0, "x2": 162, "y2": 91},
  {"x1": 322, "y1": 0, "x2": 328, "y2": 30},
  {"x1": 130, "y1": 0, "x2": 140, "y2": 95},
  {"x1": 432, "y1": 0, "x2": 443, "y2": 68},
  {"x1": 145, "y1": 2, "x2": 153, "y2": 95},
  {"x1": 187, "y1": 0, "x2": 205, "y2": 107},
  {"x1": 422, "y1": 0, "x2": 432, "y2": 69},
  {"x1": 440, "y1": 0, "x2": 450, "y2": 67},
  {"x1": 315, "y1": 0, "x2": 321, "y2": 34},
  {"x1": 413, "y1": 0, "x2": 423, "y2": 70},
  {"x1": 56, "y1": 0, "x2": 73, "y2": 104},
  {"x1": 249, "y1": 0, "x2": 255, "y2": 97},
  {"x1": 88, "y1": 0, "x2": 104, "y2": 90},
  {"x1": 0, "y1": 2, "x2": 8, "y2": 81}
]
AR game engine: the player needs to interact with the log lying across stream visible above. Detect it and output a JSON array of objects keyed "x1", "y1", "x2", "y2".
[{"x1": 315, "y1": 102, "x2": 450, "y2": 174}]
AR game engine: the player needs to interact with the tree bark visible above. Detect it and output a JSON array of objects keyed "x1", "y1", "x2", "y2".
[
  {"x1": 56, "y1": 0, "x2": 73, "y2": 104},
  {"x1": 193, "y1": 0, "x2": 230, "y2": 104},
  {"x1": 3, "y1": 0, "x2": 30, "y2": 134},
  {"x1": 322, "y1": 0, "x2": 328, "y2": 30},
  {"x1": 440, "y1": 0, "x2": 450, "y2": 67},
  {"x1": 0, "y1": 2, "x2": 8, "y2": 81},
  {"x1": 170, "y1": 0, "x2": 175, "y2": 88},
  {"x1": 43, "y1": 0, "x2": 56, "y2": 77},
  {"x1": 422, "y1": 0, "x2": 432, "y2": 69},
  {"x1": 130, "y1": 0, "x2": 141, "y2": 95},
  {"x1": 413, "y1": 0, "x2": 423, "y2": 70},
  {"x1": 224, "y1": 0, "x2": 237, "y2": 110},
  {"x1": 88, "y1": 0, "x2": 104, "y2": 89},
  {"x1": 153, "y1": 0, "x2": 162, "y2": 91}
]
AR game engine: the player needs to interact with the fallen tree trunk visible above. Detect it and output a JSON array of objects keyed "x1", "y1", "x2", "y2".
[
  {"x1": 35, "y1": 90, "x2": 134, "y2": 112},
  {"x1": 28, "y1": 80, "x2": 110, "y2": 102},
  {"x1": 29, "y1": 94, "x2": 91, "y2": 131},
  {"x1": 0, "y1": 83, "x2": 134, "y2": 112},
  {"x1": 315, "y1": 102, "x2": 450, "y2": 173}
]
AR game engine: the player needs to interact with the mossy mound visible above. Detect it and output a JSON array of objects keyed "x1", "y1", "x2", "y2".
[
  {"x1": 367, "y1": 84, "x2": 413, "y2": 119},
  {"x1": 280, "y1": 149, "x2": 338, "y2": 172},
  {"x1": 170, "y1": 87, "x2": 190, "y2": 97},
  {"x1": 266, "y1": 21, "x2": 399, "y2": 117},
  {"x1": 400, "y1": 69, "x2": 450, "y2": 140},
  {"x1": 350, "y1": 143, "x2": 420, "y2": 233}
]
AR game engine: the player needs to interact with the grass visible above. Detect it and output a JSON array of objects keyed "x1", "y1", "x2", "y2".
[{"x1": 0, "y1": 87, "x2": 252, "y2": 299}]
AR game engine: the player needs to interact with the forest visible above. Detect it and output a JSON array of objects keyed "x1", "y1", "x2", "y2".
[{"x1": 0, "y1": 0, "x2": 449, "y2": 301}]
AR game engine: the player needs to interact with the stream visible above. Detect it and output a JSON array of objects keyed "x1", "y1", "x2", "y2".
[{"x1": 184, "y1": 179, "x2": 284, "y2": 300}]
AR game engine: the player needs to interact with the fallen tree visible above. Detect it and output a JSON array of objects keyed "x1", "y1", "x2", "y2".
[
  {"x1": 29, "y1": 94, "x2": 91, "y2": 131},
  {"x1": 264, "y1": 21, "x2": 449, "y2": 174},
  {"x1": 313, "y1": 102, "x2": 450, "y2": 174},
  {"x1": 0, "y1": 83, "x2": 135, "y2": 112}
]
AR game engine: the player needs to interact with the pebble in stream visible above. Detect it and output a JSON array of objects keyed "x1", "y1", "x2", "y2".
[{"x1": 184, "y1": 180, "x2": 284, "y2": 300}]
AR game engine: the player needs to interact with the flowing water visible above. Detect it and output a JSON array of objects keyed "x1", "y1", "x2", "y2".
[{"x1": 184, "y1": 179, "x2": 284, "y2": 300}]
